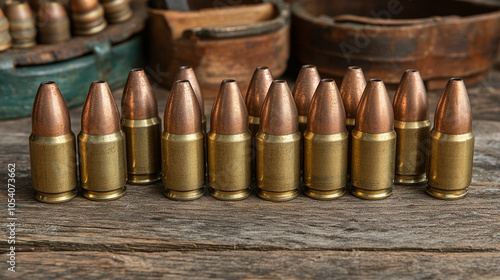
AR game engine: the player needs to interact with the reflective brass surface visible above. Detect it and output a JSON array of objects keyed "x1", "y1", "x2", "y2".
[
  {"x1": 256, "y1": 132, "x2": 301, "y2": 201},
  {"x1": 208, "y1": 132, "x2": 251, "y2": 200},
  {"x1": 71, "y1": 4, "x2": 107, "y2": 35},
  {"x1": 304, "y1": 131, "x2": 348, "y2": 200},
  {"x1": 248, "y1": 115, "x2": 260, "y2": 176},
  {"x1": 0, "y1": 11, "x2": 12, "y2": 51},
  {"x1": 29, "y1": 133, "x2": 77, "y2": 203},
  {"x1": 101, "y1": 0, "x2": 132, "y2": 23},
  {"x1": 351, "y1": 129, "x2": 396, "y2": 200},
  {"x1": 394, "y1": 120, "x2": 430, "y2": 185},
  {"x1": 78, "y1": 131, "x2": 127, "y2": 201},
  {"x1": 346, "y1": 117, "x2": 355, "y2": 180},
  {"x1": 121, "y1": 117, "x2": 162, "y2": 184},
  {"x1": 161, "y1": 131, "x2": 205, "y2": 200},
  {"x1": 426, "y1": 131, "x2": 474, "y2": 200}
]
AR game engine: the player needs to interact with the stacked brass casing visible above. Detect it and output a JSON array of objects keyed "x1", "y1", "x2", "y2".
[
  {"x1": 0, "y1": 8, "x2": 12, "y2": 51},
  {"x1": 339, "y1": 66, "x2": 366, "y2": 180},
  {"x1": 427, "y1": 78, "x2": 474, "y2": 200},
  {"x1": 70, "y1": 0, "x2": 107, "y2": 35},
  {"x1": 121, "y1": 69, "x2": 162, "y2": 184},
  {"x1": 101, "y1": 0, "x2": 132, "y2": 23},
  {"x1": 4, "y1": 1, "x2": 37, "y2": 48},
  {"x1": 37, "y1": 1, "x2": 71, "y2": 44},
  {"x1": 304, "y1": 79, "x2": 348, "y2": 200},
  {"x1": 208, "y1": 79, "x2": 251, "y2": 200},
  {"x1": 393, "y1": 70, "x2": 430, "y2": 185},
  {"x1": 79, "y1": 80, "x2": 127, "y2": 201},
  {"x1": 245, "y1": 66, "x2": 273, "y2": 175},
  {"x1": 162, "y1": 80, "x2": 205, "y2": 201},
  {"x1": 351, "y1": 79, "x2": 396, "y2": 200},
  {"x1": 256, "y1": 80, "x2": 301, "y2": 201},
  {"x1": 29, "y1": 81, "x2": 77, "y2": 203}
]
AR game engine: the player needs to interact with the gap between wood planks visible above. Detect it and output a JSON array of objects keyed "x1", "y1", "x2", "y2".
[{"x1": 10, "y1": 241, "x2": 500, "y2": 254}]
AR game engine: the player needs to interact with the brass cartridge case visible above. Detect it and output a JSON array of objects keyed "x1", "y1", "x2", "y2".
[
  {"x1": 29, "y1": 133, "x2": 78, "y2": 203},
  {"x1": 161, "y1": 132, "x2": 205, "y2": 200},
  {"x1": 426, "y1": 131, "x2": 474, "y2": 200},
  {"x1": 304, "y1": 131, "x2": 348, "y2": 200},
  {"x1": 121, "y1": 117, "x2": 162, "y2": 184},
  {"x1": 5, "y1": 1, "x2": 37, "y2": 48},
  {"x1": 351, "y1": 130, "x2": 396, "y2": 200},
  {"x1": 101, "y1": 0, "x2": 132, "y2": 23},
  {"x1": 78, "y1": 131, "x2": 127, "y2": 201},
  {"x1": 248, "y1": 115, "x2": 259, "y2": 137},
  {"x1": 70, "y1": 0, "x2": 107, "y2": 35},
  {"x1": 208, "y1": 132, "x2": 252, "y2": 200},
  {"x1": 346, "y1": 117, "x2": 355, "y2": 180},
  {"x1": 256, "y1": 132, "x2": 301, "y2": 201},
  {"x1": 394, "y1": 120, "x2": 430, "y2": 184},
  {"x1": 0, "y1": 8, "x2": 12, "y2": 51},
  {"x1": 37, "y1": 1, "x2": 71, "y2": 44}
]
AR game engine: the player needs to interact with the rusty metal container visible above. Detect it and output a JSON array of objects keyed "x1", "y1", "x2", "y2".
[
  {"x1": 292, "y1": 0, "x2": 500, "y2": 89},
  {"x1": 148, "y1": 1, "x2": 290, "y2": 98}
]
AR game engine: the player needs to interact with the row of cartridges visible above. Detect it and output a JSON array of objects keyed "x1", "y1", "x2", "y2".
[{"x1": 29, "y1": 65, "x2": 474, "y2": 203}]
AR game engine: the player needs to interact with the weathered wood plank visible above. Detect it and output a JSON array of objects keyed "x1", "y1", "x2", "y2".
[
  {"x1": 0, "y1": 82, "x2": 498, "y2": 278},
  {"x1": 3, "y1": 251, "x2": 500, "y2": 279}
]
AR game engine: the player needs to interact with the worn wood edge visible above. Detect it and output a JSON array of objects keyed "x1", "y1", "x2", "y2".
[{"x1": 4, "y1": 251, "x2": 500, "y2": 279}]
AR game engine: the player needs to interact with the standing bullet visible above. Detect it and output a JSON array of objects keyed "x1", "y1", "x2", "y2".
[
  {"x1": 121, "y1": 68, "x2": 162, "y2": 184},
  {"x1": 257, "y1": 80, "x2": 301, "y2": 201},
  {"x1": 393, "y1": 70, "x2": 430, "y2": 185},
  {"x1": 427, "y1": 78, "x2": 474, "y2": 200},
  {"x1": 245, "y1": 66, "x2": 273, "y2": 137},
  {"x1": 293, "y1": 65, "x2": 321, "y2": 135},
  {"x1": 29, "y1": 82, "x2": 77, "y2": 203},
  {"x1": 245, "y1": 66, "x2": 273, "y2": 175},
  {"x1": 37, "y1": 1, "x2": 71, "y2": 44},
  {"x1": 339, "y1": 66, "x2": 366, "y2": 180},
  {"x1": 4, "y1": 1, "x2": 37, "y2": 48},
  {"x1": 162, "y1": 80, "x2": 205, "y2": 201},
  {"x1": 174, "y1": 66, "x2": 206, "y2": 132},
  {"x1": 70, "y1": 0, "x2": 107, "y2": 35},
  {"x1": 0, "y1": 8, "x2": 12, "y2": 51},
  {"x1": 79, "y1": 81, "x2": 127, "y2": 201},
  {"x1": 208, "y1": 79, "x2": 251, "y2": 200},
  {"x1": 101, "y1": 0, "x2": 132, "y2": 23},
  {"x1": 351, "y1": 79, "x2": 396, "y2": 200},
  {"x1": 304, "y1": 79, "x2": 348, "y2": 200}
]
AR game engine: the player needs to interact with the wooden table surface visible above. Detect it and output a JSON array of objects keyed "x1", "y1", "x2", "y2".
[{"x1": 0, "y1": 69, "x2": 499, "y2": 279}]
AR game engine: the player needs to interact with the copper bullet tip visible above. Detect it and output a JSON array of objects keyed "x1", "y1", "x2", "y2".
[
  {"x1": 4, "y1": 1, "x2": 33, "y2": 21},
  {"x1": 70, "y1": 0, "x2": 99, "y2": 13},
  {"x1": 308, "y1": 79, "x2": 346, "y2": 135},
  {"x1": 37, "y1": 1, "x2": 68, "y2": 22},
  {"x1": 340, "y1": 66, "x2": 367, "y2": 119},
  {"x1": 393, "y1": 69, "x2": 429, "y2": 122},
  {"x1": 356, "y1": 79, "x2": 394, "y2": 134},
  {"x1": 32, "y1": 81, "x2": 72, "y2": 137},
  {"x1": 121, "y1": 68, "x2": 158, "y2": 120},
  {"x1": 174, "y1": 66, "x2": 204, "y2": 115},
  {"x1": 211, "y1": 79, "x2": 248, "y2": 135},
  {"x1": 164, "y1": 80, "x2": 201, "y2": 135},
  {"x1": 81, "y1": 80, "x2": 121, "y2": 135},
  {"x1": 434, "y1": 78, "x2": 472, "y2": 135},
  {"x1": 260, "y1": 80, "x2": 298, "y2": 135},
  {"x1": 245, "y1": 66, "x2": 273, "y2": 117},
  {"x1": 293, "y1": 65, "x2": 321, "y2": 116}
]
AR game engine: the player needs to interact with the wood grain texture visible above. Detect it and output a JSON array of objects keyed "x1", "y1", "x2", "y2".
[
  {"x1": 0, "y1": 74, "x2": 499, "y2": 278},
  {"x1": 3, "y1": 251, "x2": 500, "y2": 279}
]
